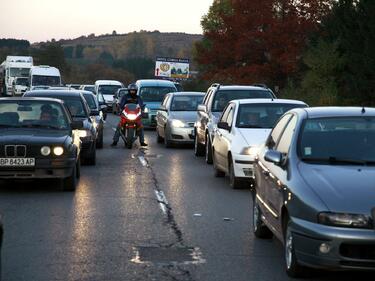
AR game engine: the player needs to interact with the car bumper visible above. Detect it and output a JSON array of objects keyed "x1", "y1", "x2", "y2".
[
  {"x1": 0, "y1": 158, "x2": 76, "y2": 179},
  {"x1": 233, "y1": 153, "x2": 255, "y2": 178},
  {"x1": 290, "y1": 216, "x2": 375, "y2": 270},
  {"x1": 142, "y1": 112, "x2": 157, "y2": 128},
  {"x1": 168, "y1": 126, "x2": 195, "y2": 143},
  {"x1": 81, "y1": 138, "x2": 95, "y2": 157}
]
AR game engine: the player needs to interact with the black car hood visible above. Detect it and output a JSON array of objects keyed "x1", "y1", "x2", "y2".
[
  {"x1": 298, "y1": 162, "x2": 375, "y2": 215},
  {"x1": 0, "y1": 129, "x2": 69, "y2": 145}
]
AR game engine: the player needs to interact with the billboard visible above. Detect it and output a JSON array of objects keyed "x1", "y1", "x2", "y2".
[{"x1": 155, "y1": 57, "x2": 190, "y2": 80}]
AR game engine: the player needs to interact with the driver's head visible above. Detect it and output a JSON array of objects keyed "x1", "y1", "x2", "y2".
[
  {"x1": 128, "y1": 83, "x2": 138, "y2": 98},
  {"x1": 218, "y1": 96, "x2": 227, "y2": 107}
]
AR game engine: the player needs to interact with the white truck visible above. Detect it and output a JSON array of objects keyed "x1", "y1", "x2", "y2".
[
  {"x1": 0, "y1": 56, "x2": 33, "y2": 96},
  {"x1": 29, "y1": 65, "x2": 61, "y2": 90}
]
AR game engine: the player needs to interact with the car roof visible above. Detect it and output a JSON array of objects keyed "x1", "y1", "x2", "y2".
[
  {"x1": 0, "y1": 97, "x2": 65, "y2": 104},
  {"x1": 25, "y1": 90, "x2": 84, "y2": 98},
  {"x1": 297, "y1": 107, "x2": 375, "y2": 118},
  {"x1": 170, "y1": 91, "x2": 205, "y2": 96},
  {"x1": 212, "y1": 85, "x2": 272, "y2": 91},
  {"x1": 234, "y1": 98, "x2": 306, "y2": 105},
  {"x1": 136, "y1": 79, "x2": 176, "y2": 87},
  {"x1": 95, "y1": 80, "x2": 123, "y2": 86}
]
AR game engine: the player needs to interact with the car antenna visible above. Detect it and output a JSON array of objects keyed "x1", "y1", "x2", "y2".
[{"x1": 362, "y1": 107, "x2": 366, "y2": 114}]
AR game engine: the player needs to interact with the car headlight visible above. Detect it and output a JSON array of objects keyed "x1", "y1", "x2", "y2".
[
  {"x1": 40, "y1": 146, "x2": 51, "y2": 156},
  {"x1": 171, "y1": 119, "x2": 187, "y2": 128},
  {"x1": 53, "y1": 146, "x2": 64, "y2": 156},
  {"x1": 240, "y1": 146, "x2": 259, "y2": 156},
  {"x1": 318, "y1": 212, "x2": 372, "y2": 229}
]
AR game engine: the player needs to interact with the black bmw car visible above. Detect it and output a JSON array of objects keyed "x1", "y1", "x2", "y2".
[
  {"x1": 24, "y1": 90, "x2": 97, "y2": 165},
  {"x1": 0, "y1": 97, "x2": 82, "y2": 191}
]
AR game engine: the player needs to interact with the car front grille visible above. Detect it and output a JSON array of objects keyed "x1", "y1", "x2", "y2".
[
  {"x1": 4, "y1": 145, "x2": 27, "y2": 157},
  {"x1": 340, "y1": 243, "x2": 375, "y2": 260}
]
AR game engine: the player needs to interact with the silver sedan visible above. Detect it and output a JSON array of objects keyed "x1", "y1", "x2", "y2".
[
  {"x1": 254, "y1": 107, "x2": 375, "y2": 277},
  {"x1": 156, "y1": 92, "x2": 205, "y2": 147}
]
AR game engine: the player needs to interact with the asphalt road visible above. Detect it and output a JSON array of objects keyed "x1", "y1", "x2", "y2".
[{"x1": 0, "y1": 114, "x2": 373, "y2": 281}]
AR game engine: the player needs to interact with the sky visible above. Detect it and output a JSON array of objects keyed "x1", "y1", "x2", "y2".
[{"x1": 0, "y1": 0, "x2": 213, "y2": 43}]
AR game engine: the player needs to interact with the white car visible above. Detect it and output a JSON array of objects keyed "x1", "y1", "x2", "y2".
[
  {"x1": 94, "y1": 80, "x2": 124, "y2": 110},
  {"x1": 212, "y1": 98, "x2": 307, "y2": 189}
]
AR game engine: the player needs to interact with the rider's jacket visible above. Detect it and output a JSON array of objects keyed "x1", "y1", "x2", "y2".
[{"x1": 119, "y1": 94, "x2": 144, "y2": 110}]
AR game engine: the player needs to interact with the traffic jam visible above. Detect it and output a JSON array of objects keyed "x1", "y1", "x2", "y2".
[{"x1": 0, "y1": 55, "x2": 375, "y2": 281}]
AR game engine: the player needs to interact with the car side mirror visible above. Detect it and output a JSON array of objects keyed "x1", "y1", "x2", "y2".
[
  {"x1": 71, "y1": 120, "x2": 84, "y2": 130},
  {"x1": 197, "y1": 104, "x2": 207, "y2": 113},
  {"x1": 264, "y1": 150, "x2": 282, "y2": 165},
  {"x1": 217, "y1": 121, "x2": 230, "y2": 131},
  {"x1": 100, "y1": 104, "x2": 107, "y2": 111},
  {"x1": 159, "y1": 105, "x2": 167, "y2": 111}
]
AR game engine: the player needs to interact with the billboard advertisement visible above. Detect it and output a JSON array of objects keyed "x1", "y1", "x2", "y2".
[{"x1": 155, "y1": 57, "x2": 190, "y2": 80}]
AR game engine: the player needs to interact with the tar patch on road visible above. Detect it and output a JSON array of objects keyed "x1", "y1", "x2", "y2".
[{"x1": 132, "y1": 246, "x2": 205, "y2": 266}]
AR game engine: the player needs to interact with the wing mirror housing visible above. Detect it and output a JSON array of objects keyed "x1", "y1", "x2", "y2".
[
  {"x1": 197, "y1": 104, "x2": 207, "y2": 113},
  {"x1": 217, "y1": 121, "x2": 230, "y2": 131},
  {"x1": 264, "y1": 150, "x2": 282, "y2": 165}
]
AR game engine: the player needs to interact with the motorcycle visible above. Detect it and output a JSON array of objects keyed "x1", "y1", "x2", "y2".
[{"x1": 119, "y1": 103, "x2": 143, "y2": 149}]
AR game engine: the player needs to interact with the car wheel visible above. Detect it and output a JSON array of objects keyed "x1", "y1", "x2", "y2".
[
  {"x1": 213, "y1": 149, "x2": 225, "y2": 177},
  {"x1": 252, "y1": 195, "x2": 273, "y2": 238},
  {"x1": 63, "y1": 165, "x2": 77, "y2": 191},
  {"x1": 194, "y1": 132, "x2": 205, "y2": 156},
  {"x1": 156, "y1": 127, "x2": 163, "y2": 143},
  {"x1": 229, "y1": 158, "x2": 243, "y2": 189},
  {"x1": 205, "y1": 134, "x2": 213, "y2": 164},
  {"x1": 284, "y1": 220, "x2": 306, "y2": 277},
  {"x1": 164, "y1": 127, "x2": 172, "y2": 148},
  {"x1": 76, "y1": 158, "x2": 81, "y2": 179},
  {"x1": 86, "y1": 146, "x2": 96, "y2": 165}
]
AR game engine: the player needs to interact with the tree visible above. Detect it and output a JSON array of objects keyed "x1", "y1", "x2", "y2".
[{"x1": 195, "y1": 0, "x2": 333, "y2": 87}]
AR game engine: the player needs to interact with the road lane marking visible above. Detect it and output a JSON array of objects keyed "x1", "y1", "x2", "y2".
[
  {"x1": 138, "y1": 156, "x2": 148, "y2": 167},
  {"x1": 154, "y1": 190, "x2": 168, "y2": 215}
]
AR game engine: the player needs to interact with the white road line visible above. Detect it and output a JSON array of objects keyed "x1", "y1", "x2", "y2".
[
  {"x1": 154, "y1": 190, "x2": 168, "y2": 215},
  {"x1": 138, "y1": 156, "x2": 148, "y2": 167}
]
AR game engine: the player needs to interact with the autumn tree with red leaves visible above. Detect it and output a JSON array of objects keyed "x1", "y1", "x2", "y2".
[{"x1": 195, "y1": 0, "x2": 332, "y2": 88}]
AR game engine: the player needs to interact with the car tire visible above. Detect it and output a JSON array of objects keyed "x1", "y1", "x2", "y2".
[
  {"x1": 213, "y1": 149, "x2": 225, "y2": 177},
  {"x1": 284, "y1": 220, "x2": 305, "y2": 278},
  {"x1": 205, "y1": 134, "x2": 213, "y2": 164},
  {"x1": 252, "y1": 195, "x2": 273, "y2": 238},
  {"x1": 86, "y1": 146, "x2": 96, "y2": 165},
  {"x1": 229, "y1": 158, "x2": 243, "y2": 189},
  {"x1": 76, "y1": 158, "x2": 81, "y2": 179},
  {"x1": 194, "y1": 132, "x2": 205, "y2": 156},
  {"x1": 96, "y1": 130, "x2": 104, "y2": 149},
  {"x1": 156, "y1": 127, "x2": 163, "y2": 143},
  {"x1": 63, "y1": 165, "x2": 77, "y2": 191},
  {"x1": 164, "y1": 127, "x2": 172, "y2": 148}
]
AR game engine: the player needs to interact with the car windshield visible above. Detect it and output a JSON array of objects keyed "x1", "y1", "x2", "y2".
[
  {"x1": 61, "y1": 98, "x2": 87, "y2": 118},
  {"x1": 118, "y1": 89, "x2": 128, "y2": 98},
  {"x1": 83, "y1": 94, "x2": 97, "y2": 110},
  {"x1": 139, "y1": 86, "x2": 176, "y2": 102},
  {"x1": 98, "y1": 85, "x2": 122, "y2": 95},
  {"x1": 32, "y1": 75, "x2": 60, "y2": 86},
  {"x1": 299, "y1": 117, "x2": 375, "y2": 165},
  {"x1": 0, "y1": 100, "x2": 69, "y2": 130},
  {"x1": 83, "y1": 86, "x2": 95, "y2": 93},
  {"x1": 15, "y1": 78, "x2": 29, "y2": 86},
  {"x1": 9, "y1": 67, "x2": 30, "y2": 77},
  {"x1": 170, "y1": 95, "x2": 204, "y2": 111},
  {"x1": 212, "y1": 90, "x2": 273, "y2": 112},
  {"x1": 236, "y1": 103, "x2": 306, "y2": 128}
]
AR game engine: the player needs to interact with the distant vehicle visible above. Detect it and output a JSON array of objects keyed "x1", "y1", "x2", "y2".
[
  {"x1": 0, "y1": 56, "x2": 33, "y2": 96},
  {"x1": 29, "y1": 65, "x2": 61, "y2": 89},
  {"x1": 135, "y1": 79, "x2": 177, "y2": 128},
  {"x1": 12, "y1": 77, "x2": 29, "y2": 96},
  {"x1": 156, "y1": 92, "x2": 205, "y2": 147},
  {"x1": 81, "y1": 91, "x2": 105, "y2": 148},
  {"x1": 254, "y1": 107, "x2": 375, "y2": 276},
  {"x1": 212, "y1": 99, "x2": 307, "y2": 188},
  {"x1": 94, "y1": 80, "x2": 124, "y2": 110},
  {"x1": 80, "y1": 84, "x2": 95, "y2": 94},
  {"x1": 66, "y1": 84, "x2": 81, "y2": 90},
  {"x1": 173, "y1": 82, "x2": 183, "y2": 92},
  {"x1": 97, "y1": 92, "x2": 108, "y2": 120},
  {"x1": 112, "y1": 88, "x2": 128, "y2": 115},
  {"x1": 0, "y1": 97, "x2": 83, "y2": 191},
  {"x1": 194, "y1": 84, "x2": 276, "y2": 164},
  {"x1": 24, "y1": 90, "x2": 97, "y2": 165}
]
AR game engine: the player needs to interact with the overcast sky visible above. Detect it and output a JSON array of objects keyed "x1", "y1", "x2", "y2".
[{"x1": 0, "y1": 0, "x2": 213, "y2": 43}]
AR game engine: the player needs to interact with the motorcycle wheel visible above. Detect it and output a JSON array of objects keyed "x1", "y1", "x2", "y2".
[{"x1": 126, "y1": 127, "x2": 135, "y2": 149}]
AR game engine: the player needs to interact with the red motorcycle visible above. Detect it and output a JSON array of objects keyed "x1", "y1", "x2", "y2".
[{"x1": 120, "y1": 104, "x2": 143, "y2": 149}]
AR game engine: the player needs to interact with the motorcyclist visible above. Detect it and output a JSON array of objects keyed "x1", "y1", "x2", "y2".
[{"x1": 111, "y1": 83, "x2": 148, "y2": 147}]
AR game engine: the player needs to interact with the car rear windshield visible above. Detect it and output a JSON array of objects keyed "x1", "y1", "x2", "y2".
[
  {"x1": 98, "y1": 85, "x2": 122, "y2": 95},
  {"x1": 236, "y1": 103, "x2": 306, "y2": 128},
  {"x1": 299, "y1": 117, "x2": 375, "y2": 164},
  {"x1": 0, "y1": 100, "x2": 69, "y2": 130},
  {"x1": 83, "y1": 94, "x2": 97, "y2": 110},
  {"x1": 170, "y1": 95, "x2": 204, "y2": 111},
  {"x1": 212, "y1": 90, "x2": 273, "y2": 112},
  {"x1": 32, "y1": 75, "x2": 60, "y2": 86},
  {"x1": 139, "y1": 86, "x2": 176, "y2": 102},
  {"x1": 83, "y1": 86, "x2": 95, "y2": 93}
]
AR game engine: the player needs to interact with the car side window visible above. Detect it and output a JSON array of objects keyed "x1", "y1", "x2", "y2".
[
  {"x1": 267, "y1": 114, "x2": 292, "y2": 149},
  {"x1": 220, "y1": 104, "x2": 232, "y2": 123},
  {"x1": 226, "y1": 106, "x2": 235, "y2": 127},
  {"x1": 276, "y1": 115, "x2": 297, "y2": 154}
]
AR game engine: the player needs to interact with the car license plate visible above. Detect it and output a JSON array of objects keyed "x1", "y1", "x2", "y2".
[{"x1": 0, "y1": 158, "x2": 35, "y2": 167}]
